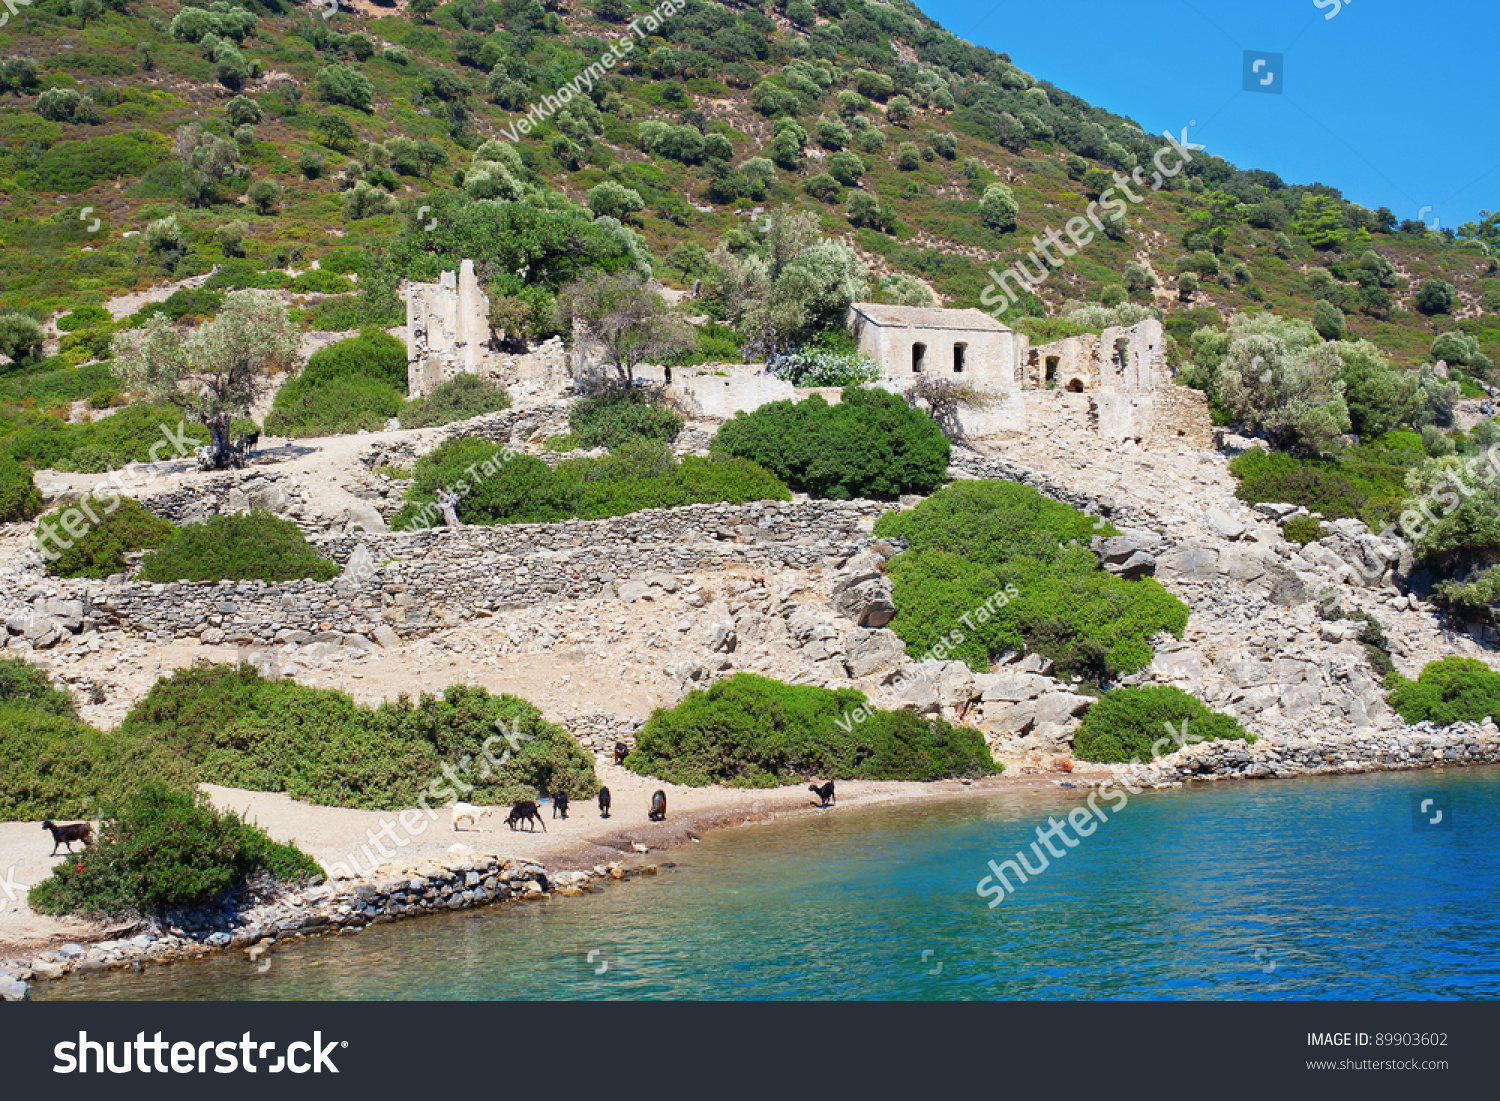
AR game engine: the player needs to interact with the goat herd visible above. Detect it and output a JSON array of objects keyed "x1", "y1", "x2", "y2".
[{"x1": 36, "y1": 742, "x2": 840, "y2": 858}]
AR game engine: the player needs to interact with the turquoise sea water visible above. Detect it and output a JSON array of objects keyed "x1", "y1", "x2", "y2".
[{"x1": 43, "y1": 766, "x2": 1500, "y2": 1001}]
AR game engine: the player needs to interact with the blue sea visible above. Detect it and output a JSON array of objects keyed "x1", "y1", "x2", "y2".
[{"x1": 42, "y1": 766, "x2": 1500, "y2": 1000}]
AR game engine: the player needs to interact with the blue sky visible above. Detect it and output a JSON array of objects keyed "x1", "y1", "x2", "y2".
[{"x1": 913, "y1": 0, "x2": 1499, "y2": 231}]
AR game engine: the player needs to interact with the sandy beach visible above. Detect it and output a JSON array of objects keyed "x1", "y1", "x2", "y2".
[{"x1": 0, "y1": 757, "x2": 1069, "y2": 958}]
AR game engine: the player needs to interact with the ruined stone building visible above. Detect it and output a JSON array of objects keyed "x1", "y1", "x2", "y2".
[
  {"x1": 404, "y1": 259, "x2": 491, "y2": 398},
  {"x1": 847, "y1": 303, "x2": 1024, "y2": 387},
  {"x1": 847, "y1": 303, "x2": 1210, "y2": 446}
]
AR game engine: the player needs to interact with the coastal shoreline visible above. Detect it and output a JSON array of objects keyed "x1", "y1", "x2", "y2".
[{"x1": 7, "y1": 727, "x2": 1500, "y2": 999}]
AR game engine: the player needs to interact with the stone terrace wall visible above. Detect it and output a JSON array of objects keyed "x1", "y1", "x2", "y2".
[{"x1": 60, "y1": 500, "x2": 890, "y2": 644}]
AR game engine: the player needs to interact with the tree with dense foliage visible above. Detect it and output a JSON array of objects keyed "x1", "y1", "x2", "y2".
[
  {"x1": 1214, "y1": 313, "x2": 1350, "y2": 453},
  {"x1": 706, "y1": 208, "x2": 868, "y2": 357},
  {"x1": 0, "y1": 311, "x2": 45, "y2": 365},
  {"x1": 1414, "y1": 278, "x2": 1455, "y2": 315},
  {"x1": 979, "y1": 182, "x2": 1018, "y2": 231}
]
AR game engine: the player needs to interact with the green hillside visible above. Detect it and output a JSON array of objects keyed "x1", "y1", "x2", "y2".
[{"x1": 0, "y1": 0, "x2": 1494, "y2": 376}]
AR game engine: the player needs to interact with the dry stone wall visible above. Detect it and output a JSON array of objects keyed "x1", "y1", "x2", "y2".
[{"x1": 54, "y1": 500, "x2": 890, "y2": 645}]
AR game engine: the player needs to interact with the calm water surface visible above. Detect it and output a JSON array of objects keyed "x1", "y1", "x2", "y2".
[{"x1": 43, "y1": 766, "x2": 1500, "y2": 1000}]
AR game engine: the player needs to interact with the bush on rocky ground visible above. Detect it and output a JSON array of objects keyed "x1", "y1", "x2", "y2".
[
  {"x1": 41, "y1": 496, "x2": 176, "y2": 579},
  {"x1": 627, "y1": 672, "x2": 998, "y2": 786},
  {"x1": 265, "y1": 329, "x2": 408, "y2": 437},
  {"x1": 711, "y1": 386, "x2": 949, "y2": 500},
  {"x1": 0, "y1": 452, "x2": 42, "y2": 522},
  {"x1": 120, "y1": 665, "x2": 599, "y2": 808},
  {"x1": 394, "y1": 437, "x2": 789, "y2": 528},
  {"x1": 873, "y1": 480, "x2": 1189, "y2": 680},
  {"x1": 399, "y1": 374, "x2": 512, "y2": 428},
  {"x1": 139, "y1": 511, "x2": 338, "y2": 583},
  {"x1": 565, "y1": 385, "x2": 683, "y2": 449},
  {"x1": 28, "y1": 786, "x2": 321, "y2": 919},
  {"x1": 1071, "y1": 686, "x2": 1253, "y2": 764},
  {"x1": 1386, "y1": 657, "x2": 1500, "y2": 726}
]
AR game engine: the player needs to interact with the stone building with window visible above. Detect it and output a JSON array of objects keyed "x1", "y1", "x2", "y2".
[{"x1": 847, "y1": 302, "x2": 1208, "y2": 446}]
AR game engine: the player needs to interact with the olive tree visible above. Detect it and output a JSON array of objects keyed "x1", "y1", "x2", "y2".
[
  {"x1": 110, "y1": 291, "x2": 298, "y2": 457},
  {"x1": 554, "y1": 273, "x2": 692, "y2": 387}
]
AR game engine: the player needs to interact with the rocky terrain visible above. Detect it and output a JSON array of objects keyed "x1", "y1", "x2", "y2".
[{"x1": 4, "y1": 374, "x2": 1500, "y2": 999}]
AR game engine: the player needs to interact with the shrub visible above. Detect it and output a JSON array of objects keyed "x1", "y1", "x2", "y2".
[
  {"x1": 139, "y1": 512, "x2": 339, "y2": 583},
  {"x1": 1281, "y1": 514, "x2": 1323, "y2": 545},
  {"x1": 567, "y1": 386, "x2": 684, "y2": 448},
  {"x1": 317, "y1": 64, "x2": 374, "y2": 111},
  {"x1": 766, "y1": 348, "x2": 880, "y2": 386},
  {"x1": 246, "y1": 178, "x2": 279, "y2": 214},
  {"x1": 1071, "y1": 687, "x2": 1253, "y2": 764},
  {"x1": 0, "y1": 706, "x2": 192, "y2": 822},
  {"x1": 0, "y1": 655, "x2": 78, "y2": 717},
  {"x1": 1228, "y1": 442, "x2": 1414, "y2": 529},
  {"x1": 873, "y1": 481, "x2": 1190, "y2": 678},
  {"x1": 28, "y1": 786, "x2": 321, "y2": 918},
  {"x1": 400, "y1": 374, "x2": 512, "y2": 428},
  {"x1": 394, "y1": 438, "x2": 788, "y2": 528},
  {"x1": 1413, "y1": 278, "x2": 1454, "y2": 316},
  {"x1": 586, "y1": 180, "x2": 645, "y2": 220},
  {"x1": 287, "y1": 268, "x2": 353, "y2": 294},
  {"x1": 628, "y1": 673, "x2": 997, "y2": 786},
  {"x1": 1386, "y1": 657, "x2": 1500, "y2": 725},
  {"x1": 119, "y1": 665, "x2": 598, "y2": 809},
  {"x1": 0, "y1": 311, "x2": 46, "y2": 364},
  {"x1": 56, "y1": 305, "x2": 111, "y2": 332},
  {"x1": 711, "y1": 386, "x2": 949, "y2": 499},
  {"x1": 265, "y1": 330, "x2": 407, "y2": 436},
  {"x1": 980, "y1": 183, "x2": 1018, "y2": 231},
  {"x1": 40, "y1": 497, "x2": 177, "y2": 579},
  {"x1": 0, "y1": 453, "x2": 43, "y2": 522}
]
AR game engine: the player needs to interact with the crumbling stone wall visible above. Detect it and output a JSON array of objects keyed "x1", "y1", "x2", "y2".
[{"x1": 55, "y1": 500, "x2": 891, "y2": 645}]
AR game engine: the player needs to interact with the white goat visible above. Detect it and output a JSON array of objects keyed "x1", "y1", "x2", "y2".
[{"x1": 451, "y1": 802, "x2": 493, "y2": 831}]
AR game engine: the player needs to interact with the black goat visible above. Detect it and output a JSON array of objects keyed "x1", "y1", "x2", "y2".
[
  {"x1": 598, "y1": 786, "x2": 611, "y2": 818},
  {"x1": 552, "y1": 791, "x2": 569, "y2": 819},
  {"x1": 809, "y1": 781, "x2": 836, "y2": 808},
  {"x1": 506, "y1": 800, "x2": 546, "y2": 832},
  {"x1": 42, "y1": 820, "x2": 92, "y2": 856},
  {"x1": 648, "y1": 790, "x2": 667, "y2": 821},
  {"x1": 613, "y1": 741, "x2": 629, "y2": 766}
]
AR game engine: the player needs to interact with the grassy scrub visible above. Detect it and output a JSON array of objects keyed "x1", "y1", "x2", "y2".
[
  {"x1": 28, "y1": 787, "x2": 322, "y2": 919},
  {"x1": 119, "y1": 665, "x2": 599, "y2": 809},
  {"x1": 139, "y1": 511, "x2": 339, "y2": 583},
  {"x1": 627, "y1": 672, "x2": 997, "y2": 786},
  {"x1": 394, "y1": 437, "x2": 789, "y2": 528},
  {"x1": 1070, "y1": 686, "x2": 1254, "y2": 764},
  {"x1": 873, "y1": 481, "x2": 1189, "y2": 682}
]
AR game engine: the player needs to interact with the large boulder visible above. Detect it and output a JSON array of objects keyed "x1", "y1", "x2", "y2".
[
  {"x1": 844, "y1": 629, "x2": 905, "y2": 678},
  {"x1": 830, "y1": 577, "x2": 896, "y2": 628}
]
